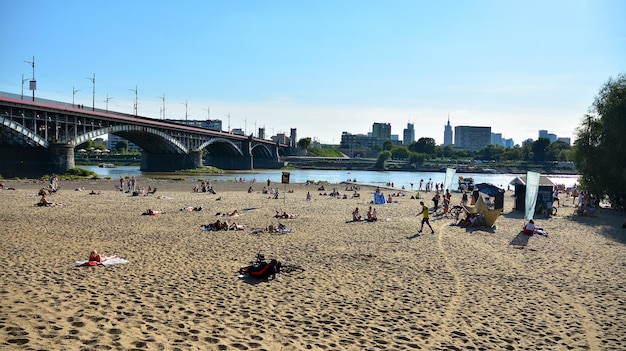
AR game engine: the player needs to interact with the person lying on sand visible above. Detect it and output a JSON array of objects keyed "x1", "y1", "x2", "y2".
[
  {"x1": 275, "y1": 210, "x2": 297, "y2": 219},
  {"x1": 239, "y1": 259, "x2": 281, "y2": 280},
  {"x1": 142, "y1": 209, "x2": 163, "y2": 216},
  {"x1": 181, "y1": 206, "x2": 203, "y2": 212},
  {"x1": 89, "y1": 250, "x2": 118, "y2": 263}
]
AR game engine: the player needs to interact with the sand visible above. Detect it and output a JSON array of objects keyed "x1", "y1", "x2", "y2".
[{"x1": 0, "y1": 177, "x2": 625, "y2": 351}]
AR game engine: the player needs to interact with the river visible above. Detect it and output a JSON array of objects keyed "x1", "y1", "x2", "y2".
[{"x1": 82, "y1": 166, "x2": 579, "y2": 189}]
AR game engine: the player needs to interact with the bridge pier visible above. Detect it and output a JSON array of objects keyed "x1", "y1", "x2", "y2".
[
  {"x1": 0, "y1": 143, "x2": 75, "y2": 178},
  {"x1": 205, "y1": 154, "x2": 253, "y2": 170},
  {"x1": 140, "y1": 150, "x2": 203, "y2": 172}
]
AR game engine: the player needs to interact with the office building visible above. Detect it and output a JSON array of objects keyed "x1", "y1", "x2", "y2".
[
  {"x1": 443, "y1": 118, "x2": 453, "y2": 146},
  {"x1": 403, "y1": 123, "x2": 415, "y2": 145},
  {"x1": 454, "y1": 126, "x2": 491, "y2": 151}
]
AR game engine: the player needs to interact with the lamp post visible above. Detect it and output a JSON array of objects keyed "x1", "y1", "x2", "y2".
[
  {"x1": 85, "y1": 73, "x2": 95, "y2": 111},
  {"x1": 181, "y1": 100, "x2": 188, "y2": 120},
  {"x1": 72, "y1": 86, "x2": 81, "y2": 107},
  {"x1": 24, "y1": 56, "x2": 35, "y2": 101},
  {"x1": 104, "y1": 94, "x2": 113, "y2": 112},
  {"x1": 21, "y1": 74, "x2": 29, "y2": 100},
  {"x1": 157, "y1": 94, "x2": 165, "y2": 119},
  {"x1": 129, "y1": 86, "x2": 138, "y2": 116}
]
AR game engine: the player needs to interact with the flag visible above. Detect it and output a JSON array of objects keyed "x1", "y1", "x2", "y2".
[
  {"x1": 443, "y1": 168, "x2": 456, "y2": 193},
  {"x1": 525, "y1": 171, "x2": 540, "y2": 221}
]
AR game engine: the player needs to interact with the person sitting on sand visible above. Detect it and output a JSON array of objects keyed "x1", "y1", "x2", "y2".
[
  {"x1": 523, "y1": 219, "x2": 548, "y2": 236},
  {"x1": 239, "y1": 259, "x2": 281, "y2": 280},
  {"x1": 367, "y1": 206, "x2": 378, "y2": 222},
  {"x1": 88, "y1": 250, "x2": 117, "y2": 263},
  {"x1": 36, "y1": 194, "x2": 51, "y2": 207},
  {"x1": 352, "y1": 207, "x2": 362, "y2": 221}
]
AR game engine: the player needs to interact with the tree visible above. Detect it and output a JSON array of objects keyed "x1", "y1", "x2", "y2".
[
  {"x1": 382, "y1": 140, "x2": 394, "y2": 151},
  {"x1": 391, "y1": 146, "x2": 409, "y2": 160},
  {"x1": 411, "y1": 137, "x2": 436, "y2": 156},
  {"x1": 373, "y1": 151, "x2": 391, "y2": 169},
  {"x1": 297, "y1": 137, "x2": 312, "y2": 149},
  {"x1": 573, "y1": 73, "x2": 626, "y2": 198},
  {"x1": 115, "y1": 140, "x2": 129, "y2": 154},
  {"x1": 531, "y1": 138, "x2": 551, "y2": 163}
]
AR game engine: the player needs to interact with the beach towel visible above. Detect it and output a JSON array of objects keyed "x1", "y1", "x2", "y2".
[
  {"x1": 374, "y1": 193, "x2": 386, "y2": 205},
  {"x1": 76, "y1": 257, "x2": 129, "y2": 267}
]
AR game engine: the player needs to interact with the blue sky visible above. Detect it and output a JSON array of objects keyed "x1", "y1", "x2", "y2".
[{"x1": 1, "y1": 0, "x2": 624, "y2": 145}]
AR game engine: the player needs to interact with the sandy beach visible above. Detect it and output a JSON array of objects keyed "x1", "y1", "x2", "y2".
[{"x1": 1, "y1": 177, "x2": 625, "y2": 350}]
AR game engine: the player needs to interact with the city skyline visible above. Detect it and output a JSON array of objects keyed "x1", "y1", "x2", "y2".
[{"x1": 1, "y1": 1, "x2": 624, "y2": 145}]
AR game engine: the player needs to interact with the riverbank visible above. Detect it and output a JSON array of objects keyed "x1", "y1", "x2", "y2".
[{"x1": 1, "y1": 177, "x2": 624, "y2": 350}]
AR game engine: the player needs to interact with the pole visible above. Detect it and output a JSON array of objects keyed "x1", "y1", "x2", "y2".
[
  {"x1": 85, "y1": 73, "x2": 95, "y2": 111},
  {"x1": 92, "y1": 73, "x2": 95, "y2": 110},
  {"x1": 24, "y1": 56, "x2": 35, "y2": 101}
]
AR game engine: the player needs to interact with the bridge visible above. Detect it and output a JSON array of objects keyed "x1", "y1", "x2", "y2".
[{"x1": 0, "y1": 92, "x2": 288, "y2": 177}]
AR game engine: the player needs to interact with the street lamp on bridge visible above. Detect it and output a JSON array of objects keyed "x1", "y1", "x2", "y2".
[
  {"x1": 21, "y1": 74, "x2": 29, "y2": 100},
  {"x1": 85, "y1": 73, "x2": 95, "y2": 111},
  {"x1": 104, "y1": 94, "x2": 113, "y2": 112},
  {"x1": 129, "y1": 86, "x2": 138, "y2": 116},
  {"x1": 181, "y1": 100, "x2": 188, "y2": 120},
  {"x1": 72, "y1": 86, "x2": 81, "y2": 107},
  {"x1": 157, "y1": 94, "x2": 165, "y2": 119},
  {"x1": 24, "y1": 56, "x2": 35, "y2": 102}
]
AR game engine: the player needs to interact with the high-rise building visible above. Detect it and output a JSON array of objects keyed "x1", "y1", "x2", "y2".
[
  {"x1": 444, "y1": 117, "x2": 453, "y2": 146},
  {"x1": 258, "y1": 127, "x2": 265, "y2": 139},
  {"x1": 403, "y1": 123, "x2": 415, "y2": 145},
  {"x1": 372, "y1": 122, "x2": 391, "y2": 141},
  {"x1": 290, "y1": 128, "x2": 297, "y2": 148},
  {"x1": 491, "y1": 133, "x2": 503, "y2": 147},
  {"x1": 454, "y1": 126, "x2": 491, "y2": 151},
  {"x1": 538, "y1": 130, "x2": 557, "y2": 143}
]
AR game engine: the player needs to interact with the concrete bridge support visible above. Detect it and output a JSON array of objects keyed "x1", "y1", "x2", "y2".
[
  {"x1": 0, "y1": 143, "x2": 75, "y2": 178},
  {"x1": 140, "y1": 150, "x2": 203, "y2": 172}
]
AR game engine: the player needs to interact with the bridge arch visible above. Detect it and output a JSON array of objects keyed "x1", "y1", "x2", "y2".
[
  {"x1": 0, "y1": 115, "x2": 48, "y2": 147},
  {"x1": 251, "y1": 143, "x2": 273, "y2": 158},
  {"x1": 71, "y1": 125, "x2": 188, "y2": 154},
  {"x1": 198, "y1": 138, "x2": 244, "y2": 156}
]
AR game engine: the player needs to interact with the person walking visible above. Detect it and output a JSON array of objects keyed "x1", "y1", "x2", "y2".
[{"x1": 418, "y1": 201, "x2": 435, "y2": 234}]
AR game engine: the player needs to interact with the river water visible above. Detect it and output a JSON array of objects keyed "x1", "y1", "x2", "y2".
[{"x1": 82, "y1": 166, "x2": 579, "y2": 189}]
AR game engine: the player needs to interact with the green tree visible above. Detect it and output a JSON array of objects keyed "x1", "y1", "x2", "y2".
[
  {"x1": 573, "y1": 73, "x2": 626, "y2": 197},
  {"x1": 531, "y1": 138, "x2": 551, "y2": 163},
  {"x1": 409, "y1": 152, "x2": 426, "y2": 165},
  {"x1": 114, "y1": 140, "x2": 129, "y2": 154},
  {"x1": 374, "y1": 151, "x2": 391, "y2": 169},
  {"x1": 391, "y1": 146, "x2": 410, "y2": 160},
  {"x1": 546, "y1": 141, "x2": 571, "y2": 161},
  {"x1": 476, "y1": 144, "x2": 505, "y2": 161},
  {"x1": 297, "y1": 137, "x2": 312, "y2": 149},
  {"x1": 382, "y1": 140, "x2": 394, "y2": 151},
  {"x1": 410, "y1": 137, "x2": 436, "y2": 156}
]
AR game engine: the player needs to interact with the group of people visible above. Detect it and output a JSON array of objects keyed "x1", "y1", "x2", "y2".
[
  {"x1": 193, "y1": 181, "x2": 216, "y2": 194},
  {"x1": 203, "y1": 219, "x2": 245, "y2": 231},
  {"x1": 351, "y1": 206, "x2": 378, "y2": 222}
]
